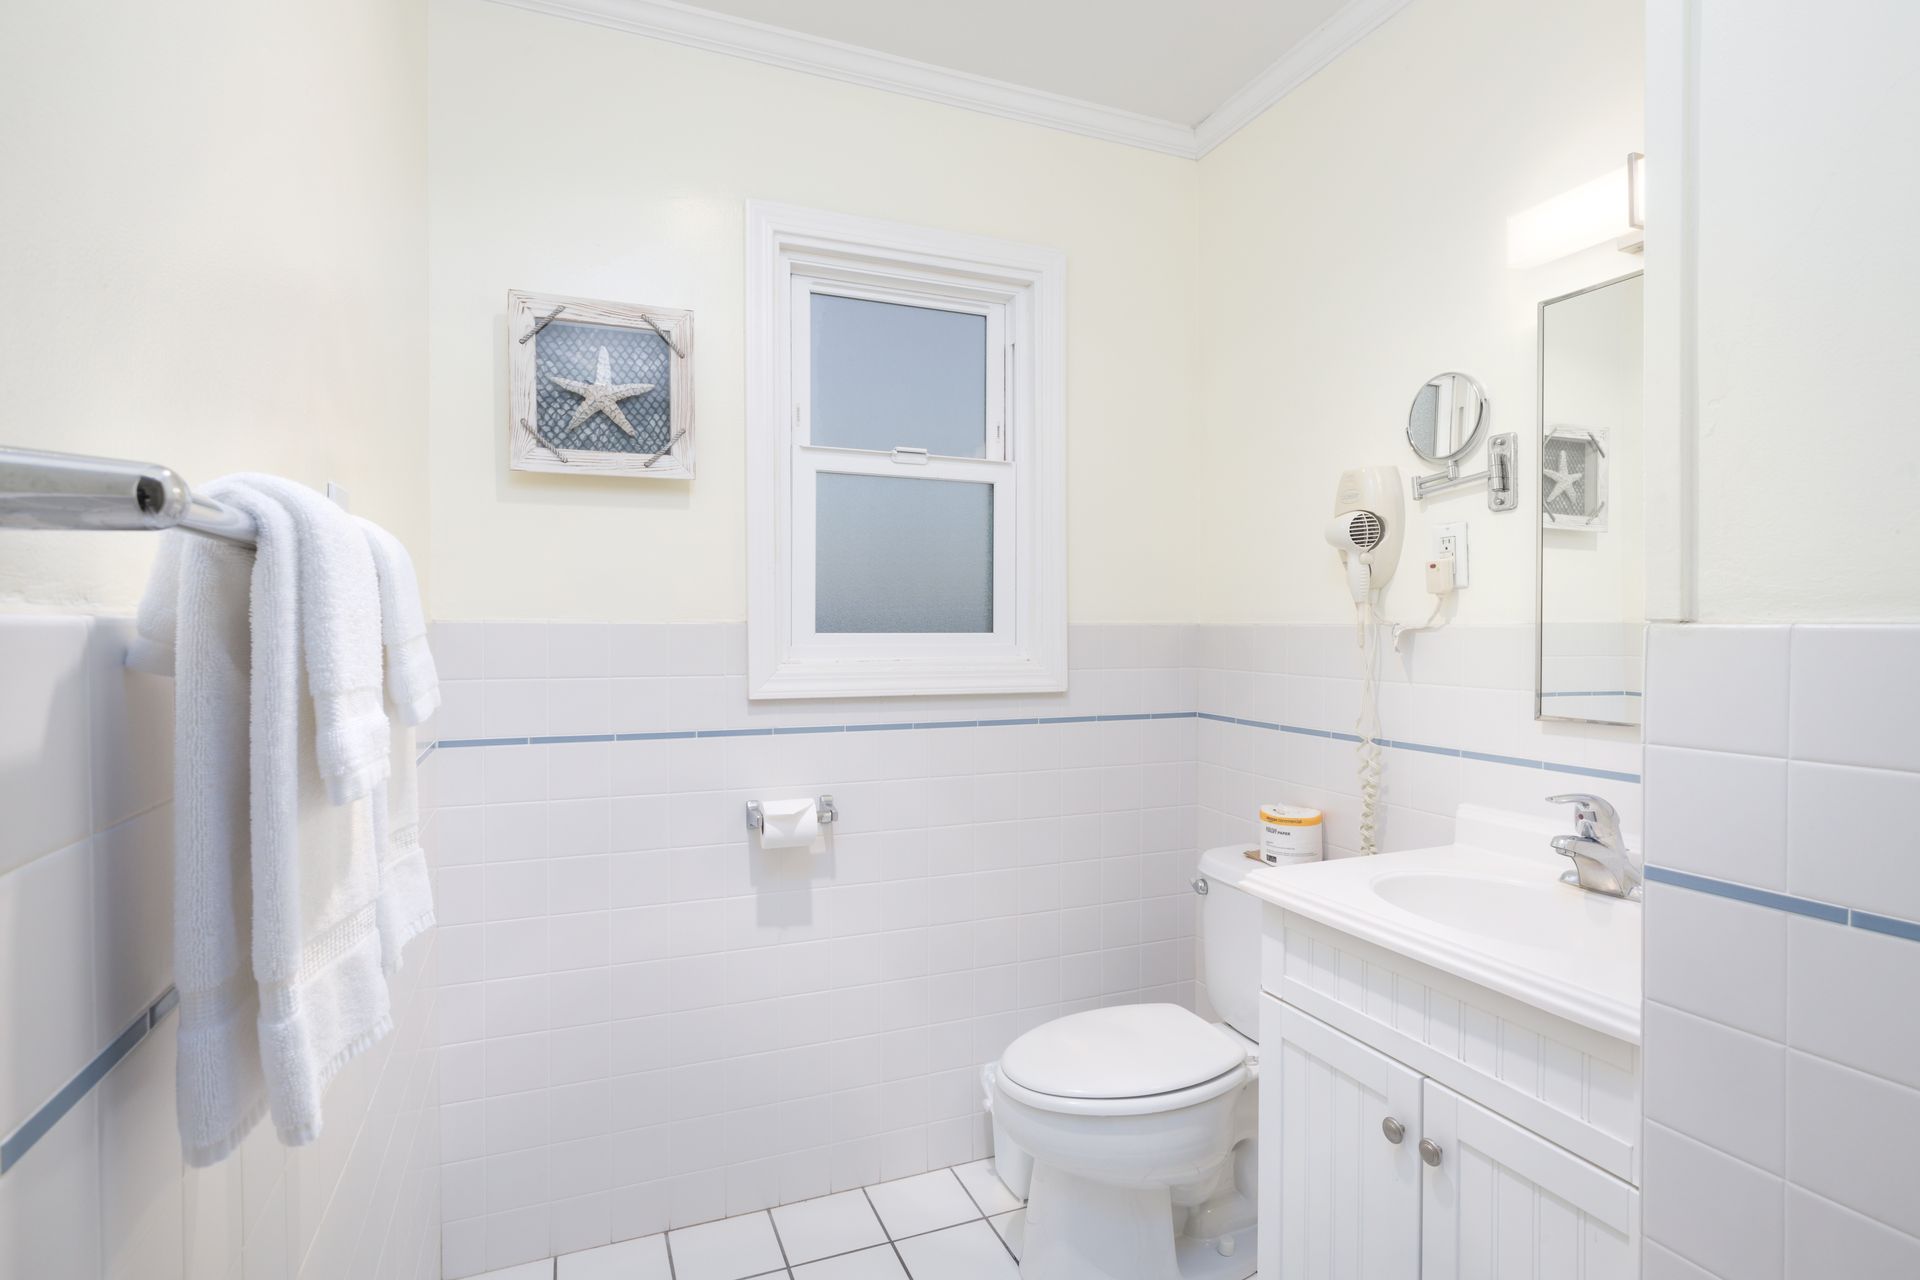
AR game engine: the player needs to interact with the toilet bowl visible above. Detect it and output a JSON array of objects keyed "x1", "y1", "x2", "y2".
[{"x1": 983, "y1": 846, "x2": 1266, "y2": 1280}]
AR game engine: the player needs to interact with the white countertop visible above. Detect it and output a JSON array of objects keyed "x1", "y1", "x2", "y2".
[{"x1": 1238, "y1": 819, "x2": 1642, "y2": 1045}]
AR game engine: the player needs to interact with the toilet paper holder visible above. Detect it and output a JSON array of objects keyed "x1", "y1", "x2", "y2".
[{"x1": 744, "y1": 795, "x2": 838, "y2": 832}]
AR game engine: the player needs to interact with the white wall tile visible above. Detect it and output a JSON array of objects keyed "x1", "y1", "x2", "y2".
[
  {"x1": 1790, "y1": 625, "x2": 1920, "y2": 773},
  {"x1": 0, "y1": 837, "x2": 98, "y2": 1133},
  {"x1": 1644, "y1": 624, "x2": 1790, "y2": 755},
  {"x1": 1643, "y1": 746, "x2": 1787, "y2": 888},
  {"x1": 1785, "y1": 1186, "x2": 1920, "y2": 1280},
  {"x1": 1786, "y1": 760, "x2": 1920, "y2": 919},
  {"x1": 1644, "y1": 882, "x2": 1786, "y2": 1041},
  {"x1": 1642, "y1": 1121, "x2": 1783, "y2": 1280},
  {"x1": 0, "y1": 617, "x2": 93, "y2": 876},
  {"x1": 1786, "y1": 916, "x2": 1920, "y2": 1091},
  {"x1": 1787, "y1": 1051, "x2": 1920, "y2": 1239},
  {"x1": 1642, "y1": 1001, "x2": 1784, "y2": 1173}
]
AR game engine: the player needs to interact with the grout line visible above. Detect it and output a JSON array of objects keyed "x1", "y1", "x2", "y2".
[
  {"x1": 663, "y1": 1227, "x2": 678, "y2": 1280},
  {"x1": 860, "y1": 1185, "x2": 915, "y2": 1278},
  {"x1": 765, "y1": 1208, "x2": 794, "y2": 1273},
  {"x1": 946, "y1": 1166, "x2": 1020, "y2": 1267}
]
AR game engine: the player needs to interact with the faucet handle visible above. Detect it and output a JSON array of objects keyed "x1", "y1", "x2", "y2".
[{"x1": 1548, "y1": 793, "x2": 1621, "y2": 845}]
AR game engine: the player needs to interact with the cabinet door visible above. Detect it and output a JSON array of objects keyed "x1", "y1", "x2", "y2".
[
  {"x1": 1420, "y1": 1079, "x2": 1638, "y2": 1280},
  {"x1": 1270, "y1": 1001, "x2": 1424, "y2": 1280}
]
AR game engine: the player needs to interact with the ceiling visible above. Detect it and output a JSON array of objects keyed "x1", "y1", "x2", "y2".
[
  {"x1": 673, "y1": 0, "x2": 1352, "y2": 127},
  {"x1": 503, "y1": 0, "x2": 1414, "y2": 157}
]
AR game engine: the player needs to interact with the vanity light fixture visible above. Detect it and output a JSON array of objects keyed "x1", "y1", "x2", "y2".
[{"x1": 1505, "y1": 151, "x2": 1648, "y2": 268}]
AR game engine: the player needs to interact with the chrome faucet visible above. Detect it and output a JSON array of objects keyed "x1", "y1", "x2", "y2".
[{"x1": 1547, "y1": 793, "x2": 1642, "y2": 900}]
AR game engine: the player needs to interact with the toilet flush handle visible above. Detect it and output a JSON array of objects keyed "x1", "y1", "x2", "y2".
[{"x1": 1190, "y1": 876, "x2": 1210, "y2": 895}]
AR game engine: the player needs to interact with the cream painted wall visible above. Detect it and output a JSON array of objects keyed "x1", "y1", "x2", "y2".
[
  {"x1": 1680, "y1": 1, "x2": 1920, "y2": 621},
  {"x1": 425, "y1": 0, "x2": 1198, "y2": 624},
  {"x1": 1193, "y1": 0, "x2": 1644, "y2": 625},
  {"x1": 0, "y1": 0, "x2": 430, "y2": 612}
]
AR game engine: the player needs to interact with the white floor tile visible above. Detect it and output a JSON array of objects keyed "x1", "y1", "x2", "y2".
[
  {"x1": 893, "y1": 1221, "x2": 1019, "y2": 1280},
  {"x1": 474, "y1": 1261, "x2": 554, "y2": 1280},
  {"x1": 669, "y1": 1212, "x2": 788, "y2": 1280},
  {"x1": 557, "y1": 1232, "x2": 671, "y2": 1279},
  {"x1": 863, "y1": 1170, "x2": 978, "y2": 1240},
  {"x1": 989, "y1": 1209, "x2": 1024, "y2": 1259},
  {"x1": 952, "y1": 1160, "x2": 1023, "y2": 1216},
  {"x1": 791, "y1": 1244, "x2": 907, "y2": 1279},
  {"x1": 771, "y1": 1190, "x2": 887, "y2": 1264}
]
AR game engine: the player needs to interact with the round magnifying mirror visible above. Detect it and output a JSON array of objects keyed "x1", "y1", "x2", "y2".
[{"x1": 1407, "y1": 372, "x2": 1489, "y2": 463}]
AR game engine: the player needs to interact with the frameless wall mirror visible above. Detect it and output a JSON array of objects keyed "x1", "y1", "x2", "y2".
[
  {"x1": 1407, "y1": 372, "x2": 1488, "y2": 463},
  {"x1": 1536, "y1": 271, "x2": 1644, "y2": 726}
]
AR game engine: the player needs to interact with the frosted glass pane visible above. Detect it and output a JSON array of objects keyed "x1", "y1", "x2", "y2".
[
  {"x1": 816, "y1": 473, "x2": 992, "y2": 633},
  {"x1": 811, "y1": 294, "x2": 988, "y2": 457}
]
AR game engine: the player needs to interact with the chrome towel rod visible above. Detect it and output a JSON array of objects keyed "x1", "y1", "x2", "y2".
[{"x1": 0, "y1": 445, "x2": 257, "y2": 545}]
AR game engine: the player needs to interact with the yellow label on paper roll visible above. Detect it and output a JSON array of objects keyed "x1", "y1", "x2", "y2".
[{"x1": 1258, "y1": 804, "x2": 1324, "y2": 865}]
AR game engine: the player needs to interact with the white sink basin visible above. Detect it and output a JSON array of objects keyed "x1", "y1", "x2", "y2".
[
  {"x1": 1370, "y1": 871, "x2": 1577, "y2": 950},
  {"x1": 1237, "y1": 808, "x2": 1643, "y2": 1043}
]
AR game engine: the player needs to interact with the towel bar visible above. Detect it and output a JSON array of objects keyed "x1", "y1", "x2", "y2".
[{"x1": 0, "y1": 445, "x2": 257, "y2": 545}]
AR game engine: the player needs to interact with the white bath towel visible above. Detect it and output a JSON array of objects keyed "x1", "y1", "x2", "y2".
[
  {"x1": 147, "y1": 478, "x2": 395, "y2": 1160},
  {"x1": 358, "y1": 518, "x2": 439, "y2": 974},
  {"x1": 216, "y1": 479, "x2": 390, "y2": 1149},
  {"x1": 167, "y1": 528, "x2": 268, "y2": 1166},
  {"x1": 127, "y1": 531, "x2": 183, "y2": 676},
  {"x1": 236, "y1": 474, "x2": 390, "y2": 805}
]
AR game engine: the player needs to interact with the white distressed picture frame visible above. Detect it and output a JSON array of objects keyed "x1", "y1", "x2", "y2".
[{"x1": 507, "y1": 289, "x2": 695, "y2": 479}]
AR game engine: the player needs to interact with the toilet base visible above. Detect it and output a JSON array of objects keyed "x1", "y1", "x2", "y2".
[{"x1": 1018, "y1": 1164, "x2": 1256, "y2": 1280}]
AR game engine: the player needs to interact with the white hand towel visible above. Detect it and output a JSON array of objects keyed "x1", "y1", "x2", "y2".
[
  {"x1": 357, "y1": 517, "x2": 439, "y2": 973},
  {"x1": 164, "y1": 529, "x2": 269, "y2": 1166},
  {"x1": 356, "y1": 518, "x2": 440, "y2": 727},
  {"x1": 213, "y1": 479, "x2": 391, "y2": 1149},
  {"x1": 235, "y1": 474, "x2": 390, "y2": 805}
]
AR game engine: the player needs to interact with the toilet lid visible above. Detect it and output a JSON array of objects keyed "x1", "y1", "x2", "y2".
[{"x1": 999, "y1": 1004, "x2": 1246, "y2": 1100}]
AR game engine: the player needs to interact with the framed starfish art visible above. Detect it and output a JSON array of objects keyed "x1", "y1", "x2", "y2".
[{"x1": 507, "y1": 289, "x2": 695, "y2": 478}]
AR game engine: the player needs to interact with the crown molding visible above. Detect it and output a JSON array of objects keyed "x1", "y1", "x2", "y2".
[
  {"x1": 1192, "y1": 0, "x2": 1416, "y2": 155},
  {"x1": 484, "y1": 0, "x2": 1201, "y2": 158},
  {"x1": 482, "y1": 0, "x2": 1414, "y2": 161}
]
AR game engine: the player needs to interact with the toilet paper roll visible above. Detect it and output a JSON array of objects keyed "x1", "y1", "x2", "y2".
[{"x1": 758, "y1": 798, "x2": 823, "y2": 851}]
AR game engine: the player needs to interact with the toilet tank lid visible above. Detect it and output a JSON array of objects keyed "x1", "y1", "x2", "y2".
[
  {"x1": 1198, "y1": 844, "x2": 1265, "y2": 888},
  {"x1": 999, "y1": 1003, "x2": 1246, "y2": 1100}
]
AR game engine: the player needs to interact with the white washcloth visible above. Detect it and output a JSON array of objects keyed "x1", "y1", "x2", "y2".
[
  {"x1": 358, "y1": 517, "x2": 438, "y2": 974},
  {"x1": 166, "y1": 529, "x2": 268, "y2": 1166},
  {"x1": 236, "y1": 474, "x2": 390, "y2": 805}
]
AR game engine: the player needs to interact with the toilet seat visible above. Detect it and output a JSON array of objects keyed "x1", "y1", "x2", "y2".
[{"x1": 994, "y1": 1003, "x2": 1253, "y2": 1118}]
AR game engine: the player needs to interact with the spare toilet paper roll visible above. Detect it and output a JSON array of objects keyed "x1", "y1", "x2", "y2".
[{"x1": 758, "y1": 798, "x2": 823, "y2": 851}]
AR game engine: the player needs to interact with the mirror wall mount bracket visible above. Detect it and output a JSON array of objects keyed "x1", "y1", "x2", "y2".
[{"x1": 1411, "y1": 432, "x2": 1517, "y2": 509}]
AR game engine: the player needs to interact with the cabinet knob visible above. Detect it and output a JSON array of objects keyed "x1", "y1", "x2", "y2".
[
  {"x1": 1381, "y1": 1117, "x2": 1405, "y2": 1145},
  {"x1": 1419, "y1": 1138, "x2": 1443, "y2": 1168}
]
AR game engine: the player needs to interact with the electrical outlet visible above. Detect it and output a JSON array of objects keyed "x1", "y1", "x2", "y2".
[{"x1": 1431, "y1": 522, "x2": 1469, "y2": 587}]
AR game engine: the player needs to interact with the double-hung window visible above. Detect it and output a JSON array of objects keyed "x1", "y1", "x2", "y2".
[{"x1": 745, "y1": 203, "x2": 1066, "y2": 699}]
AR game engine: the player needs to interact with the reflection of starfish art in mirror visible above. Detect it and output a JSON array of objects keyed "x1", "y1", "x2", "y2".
[
  {"x1": 507, "y1": 289, "x2": 695, "y2": 478},
  {"x1": 1541, "y1": 425, "x2": 1608, "y2": 531}
]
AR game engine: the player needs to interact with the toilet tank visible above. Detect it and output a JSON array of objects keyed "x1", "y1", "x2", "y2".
[{"x1": 1197, "y1": 845, "x2": 1266, "y2": 1043}]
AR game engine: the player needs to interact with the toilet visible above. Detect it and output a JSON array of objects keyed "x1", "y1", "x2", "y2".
[{"x1": 983, "y1": 845, "x2": 1265, "y2": 1279}]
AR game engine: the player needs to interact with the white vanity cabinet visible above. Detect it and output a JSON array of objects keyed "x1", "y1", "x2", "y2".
[{"x1": 1256, "y1": 904, "x2": 1641, "y2": 1280}]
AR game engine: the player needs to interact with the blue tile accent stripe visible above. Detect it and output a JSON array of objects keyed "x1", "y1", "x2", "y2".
[
  {"x1": 423, "y1": 708, "x2": 1640, "y2": 783},
  {"x1": 1, "y1": 985, "x2": 178, "y2": 1177},
  {"x1": 1645, "y1": 864, "x2": 1920, "y2": 943}
]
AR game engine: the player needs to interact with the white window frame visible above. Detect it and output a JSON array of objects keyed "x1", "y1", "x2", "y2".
[{"x1": 745, "y1": 201, "x2": 1067, "y2": 700}]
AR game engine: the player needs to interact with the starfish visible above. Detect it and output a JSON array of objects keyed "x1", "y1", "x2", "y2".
[
  {"x1": 1543, "y1": 446, "x2": 1583, "y2": 505},
  {"x1": 548, "y1": 346, "x2": 654, "y2": 437}
]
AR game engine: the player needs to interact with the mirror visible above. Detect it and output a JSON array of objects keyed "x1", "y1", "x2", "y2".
[
  {"x1": 1407, "y1": 372, "x2": 1489, "y2": 462},
  {"x1": 1537, "y1": 272, "x2": 1643, "y2": 726}
]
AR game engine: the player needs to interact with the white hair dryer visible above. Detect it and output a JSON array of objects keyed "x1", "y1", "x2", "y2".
[{"x1": 1325, "y1": 467, "x2": 1404, "y2": 615}]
